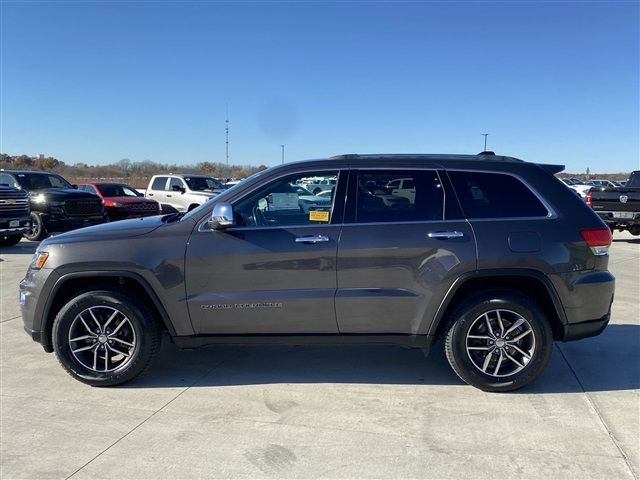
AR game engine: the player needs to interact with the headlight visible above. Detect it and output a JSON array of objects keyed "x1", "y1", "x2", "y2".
[{"x1": 33, "y1": 194, "x2": 47, "y2": 204}]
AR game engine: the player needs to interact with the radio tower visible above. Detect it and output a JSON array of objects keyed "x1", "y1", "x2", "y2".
[{"x1": 225, "y1": 103, "x2": 230, "y2": 165}]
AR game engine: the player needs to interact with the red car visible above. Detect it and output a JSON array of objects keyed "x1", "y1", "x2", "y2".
[{"x1": 78, "y1": 183, "x2": 160, "y2": 221}]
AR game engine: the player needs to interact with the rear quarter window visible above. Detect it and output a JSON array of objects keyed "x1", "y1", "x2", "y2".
[{"x1": 449, "y1": 171, "x2": 548, "y2": 219}]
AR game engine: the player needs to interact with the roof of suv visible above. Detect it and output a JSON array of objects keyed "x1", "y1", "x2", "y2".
[{"x1": 279, "y1": 152, "x2": 564, "y2": 175}]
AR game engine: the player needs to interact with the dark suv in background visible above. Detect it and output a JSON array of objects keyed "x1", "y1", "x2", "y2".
[
  {"x1": 20, "y1": 153, "x2": 614, "y2": 391},
  {"x1": 0, "y1": 170, "x2": 106, "y2": 241}
]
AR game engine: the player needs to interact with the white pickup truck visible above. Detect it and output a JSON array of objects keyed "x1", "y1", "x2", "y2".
[{"x1": 145, "y1": 174, "x2": 226, "y2": 212}]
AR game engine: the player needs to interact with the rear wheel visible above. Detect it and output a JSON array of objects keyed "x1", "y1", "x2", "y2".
[
  {"x1": 25, "y1": 212, "x2": 47, "y2": 241},
  {"x1": 444, "y1": 292, "x2": 552, "y2": 392},
  {"x1": 0, "y1": 234, "x2": 22, "y2": 246},
  {"x1": 52, "y1": 290, "x2": 161, "y2": 386}
]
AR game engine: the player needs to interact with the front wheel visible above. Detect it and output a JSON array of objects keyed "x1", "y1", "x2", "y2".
[
  {"x1": 52, "y1": 290, "x2": 161, "y2": 386},
  {"x1": 444, "y1": 292, "x2": 552, "y2": 392},
  {"x1": 25, "y1": 212, "x2": 47, "y2": 241},
  {"x1": 0, "y1": 234, "x2": 22, "y2": 247}
]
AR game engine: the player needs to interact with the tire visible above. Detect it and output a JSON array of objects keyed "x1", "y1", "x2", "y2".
[
  {"x1": 0, "y1": 234, "x2": 22, "y2": 247},
  {"x1": 444, "y1": 291, "x2": 552, "y2": 392},
  {"x1": 52, "y1": 290, "x2": 161, "y2": 386},
  {"x1": 25, "y1": 212, "x2": 47, "y2": 241}
]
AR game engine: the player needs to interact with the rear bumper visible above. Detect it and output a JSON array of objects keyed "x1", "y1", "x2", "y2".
[
  {"x1": 562, "y1": 313, "x2": 611, "y2": 342},
  {"x1": 595, "y1": 211, "x2": 640, "y2": 226},
  {"x1": 549, "y1": 270, "x2": 615, "y2": 341}
]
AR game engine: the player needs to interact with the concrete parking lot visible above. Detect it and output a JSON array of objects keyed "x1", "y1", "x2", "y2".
[{"x1": 1, "y1": 233, "x2": 638, "y2": 479}]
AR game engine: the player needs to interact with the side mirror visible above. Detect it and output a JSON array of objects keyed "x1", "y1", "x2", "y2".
[
  {"x1": 71, "y1": 184, "x2": 78, "y2": 189},
  {"x1": 172, "y1": 185, "x2": 185, "y2": 193},
  {"x1": 209, "y1": 202, "x2": 235, "y2": 230}
]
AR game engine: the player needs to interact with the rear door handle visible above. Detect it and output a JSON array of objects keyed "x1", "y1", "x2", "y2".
[
  {"x1": 428, "y1": 231, "x2": 464, "y2": 239},
  {"x1": 295, "y1": 235, "x2": 330, "y2": 244},
  {"x1": 166, "y1": 194, "x2": 172, "y2": 198}
]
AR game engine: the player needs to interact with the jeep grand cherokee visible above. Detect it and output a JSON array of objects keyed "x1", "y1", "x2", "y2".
[{"x1": 20, "y1": 152, "x2": 614, "y2": 391}]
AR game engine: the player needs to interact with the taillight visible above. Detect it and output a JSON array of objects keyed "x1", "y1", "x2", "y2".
[
  {"x1": 580, "y1": 227, "x2": 612, "y2": 256},
  {"x1": 586, "y1": 191, "x2": 592, "y2": 207}
]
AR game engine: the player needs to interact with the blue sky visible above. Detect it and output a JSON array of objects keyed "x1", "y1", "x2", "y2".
[{"x1": 1, "y1": 1, "x2": 638, "y2": 172}]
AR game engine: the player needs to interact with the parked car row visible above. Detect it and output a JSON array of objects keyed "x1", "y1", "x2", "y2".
[
  {"x1": 0, "y1": 169, "x2": 233, "y2": 244},
  {"x1": 559, "y1": 177, "x2": 626, "y2": 199}
]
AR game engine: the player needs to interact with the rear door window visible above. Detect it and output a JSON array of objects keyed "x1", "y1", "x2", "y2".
[
  {"x1": 448, "y1": 171, "x2": 548, "y2": 219},
  {"x1": 151, "y1": 177, "x2": 168, "y2": 191},
  {"x1": 356, "y1": 170, "x2": 444, "y2": 223}
]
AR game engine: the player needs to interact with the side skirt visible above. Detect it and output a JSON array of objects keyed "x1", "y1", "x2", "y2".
[{"x1": 172, "y1": 333, "x2": 434, "y2": 350}]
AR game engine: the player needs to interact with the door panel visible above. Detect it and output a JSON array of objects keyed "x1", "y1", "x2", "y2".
[
  {"x1": 336, "y1": 222, "x2": 476, "y2": 334},
  {"x1": 186, "y1": 225, "x2": 341, "y2": 334}
]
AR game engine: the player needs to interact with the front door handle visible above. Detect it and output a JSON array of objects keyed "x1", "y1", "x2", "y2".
[
  {"x1": 166, "y1": 194, "x2": 172, "y2": 198},
  {"x1": 295, "y1": 235, "x2": 330, "y2": 244},
  {"x1": 428, "y1": 231, "x2": 464, "y2": 239}
]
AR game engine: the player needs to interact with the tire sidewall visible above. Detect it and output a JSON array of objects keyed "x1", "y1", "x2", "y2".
[
  {"x1": 25, "y1": 212, "x2": 45, "y2": 241},
  {"x1": 53, "y1": 291, "x2": 156, "y2": 386},
  {"x1": 0, "y1": 234, "x2": 22, "y2": 246},
  {"x1": 448, "y1": 295, "x2": 552, "y2": 392}
]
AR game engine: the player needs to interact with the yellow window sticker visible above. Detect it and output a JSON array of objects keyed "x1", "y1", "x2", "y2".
[{"x1": 309, "y1": 210, "x2": 330, "y2": 222}]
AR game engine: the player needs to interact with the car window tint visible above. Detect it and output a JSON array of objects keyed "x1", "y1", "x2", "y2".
[
  {"x1": 356, "y1": 170, "x2": 444, "y2": 223},
  {"x1": 0, "y1": 173, "x2": 16, "y2": 187},
  {"x1": 169, "y1": 178, "x2": 184, "y2": 190},
  {"x1": 449, "y1": 171, "x2": 548, "y2": 219},
  {"x1": 151, "y1": 177, "x2": 168, "y2": 190},
  {"x1": 234, "y1": 171, "x2": 338, "y2": 228}
]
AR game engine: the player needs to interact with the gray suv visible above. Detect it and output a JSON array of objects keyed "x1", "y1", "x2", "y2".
[{"x1": 20, "y1": 153, "x2": 615, "y2": 391}]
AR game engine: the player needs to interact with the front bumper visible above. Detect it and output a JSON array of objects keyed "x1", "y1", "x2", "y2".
[
  {"x1": 40, "y1": 213, "x2": 106, "y2": 232},
  {"x1": 20, "y1": 268, "x2": 59, "y2": 353},
  {"x1": 106, "y1": 208, "x2": 160, "y2": 221},
  {"x1": 0, "y1": 216, "x2": 31, "y2": 234}
]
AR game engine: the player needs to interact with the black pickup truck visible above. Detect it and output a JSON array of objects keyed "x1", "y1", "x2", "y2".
[
  {"x1": 589, "y1": 170, "x2": 640, "y2": 235},
  {"x1": 0, "y1": 185, "x2": 31, "y2": 246},
  {"x1": 0, "y1": 170, "x2": 106, "y2": 241}
]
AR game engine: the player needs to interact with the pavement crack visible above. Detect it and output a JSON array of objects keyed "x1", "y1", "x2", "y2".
[
  {"x1": 0, "y1": 315, "x2": 20, "y2": 324},
  {"x1": 64, "y1": 348, "x2": 246, "y2": 479},
  {"x1": 556, "y1": 343, "x2": 638, "y2": 480}
]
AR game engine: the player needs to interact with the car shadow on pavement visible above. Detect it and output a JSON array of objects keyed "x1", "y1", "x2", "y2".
[
  {"x1": 0, "y1": 240, "x2": 39, "y2": 255},
  {"x1": 613, "y1": 237, "x2": 640, "y2": 244},
  {"x1": 125, "y1": 324, "x2": 639, "y2": 394}
]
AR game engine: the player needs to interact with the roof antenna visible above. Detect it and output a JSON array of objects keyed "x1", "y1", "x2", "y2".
[{"x1": 482, "y1": 133, "x2": 489, "y2": 152}]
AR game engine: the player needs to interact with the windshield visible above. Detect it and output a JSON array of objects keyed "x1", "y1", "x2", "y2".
[
  {"x1": 184, "y1": 176, "x2": 224, "y2": 191},
  {"x1": 97, "y1": 184, "x2": 141, "y2": 197},
  {"x1": 626, "y1": 172, "x2": 640, "y2": 188},
  {"x1": 15, "y1": 173, "x2": 72, "y2": 190}
]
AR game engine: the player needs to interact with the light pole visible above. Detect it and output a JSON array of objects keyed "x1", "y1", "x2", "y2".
[
  {"x1": 280, "y1": 145, "x2": 285, "y2": 164},
  {"x1": 481, "y1": 133, "x2": 489, "y2": 151}
]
